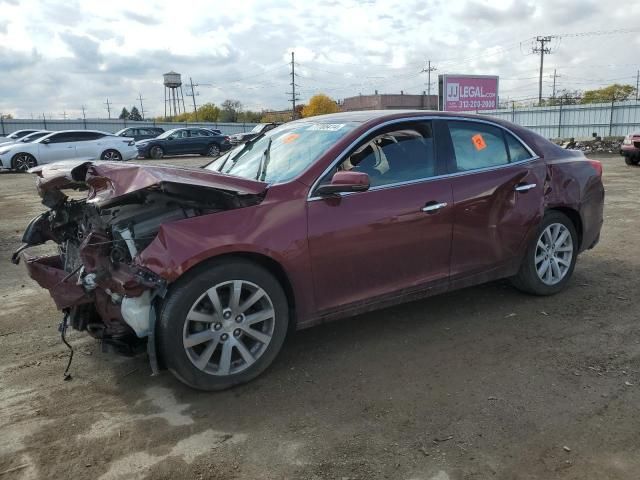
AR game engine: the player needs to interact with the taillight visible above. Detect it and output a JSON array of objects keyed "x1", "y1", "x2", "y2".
[
  {"x1": 588, "y1": 159, "x2": 603, "y2": 177},
  {"x1": 224, "y1": 136, "x2": 230, "y2": 142}
]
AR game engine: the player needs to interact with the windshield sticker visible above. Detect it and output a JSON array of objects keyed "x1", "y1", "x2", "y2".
[
  {"x1": 471, "y1": 133, "x2": 487, "y2": 151},
  {"x1": 307, "y1": 123, "x2": 346, "y2": 132},
  {"x1": 280, "y1": 133, "x2": 300, "y2": 144}
]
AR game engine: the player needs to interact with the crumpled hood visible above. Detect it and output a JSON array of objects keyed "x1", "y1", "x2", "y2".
[{"x1": 29, "y1": 160, "x2": 268, "y2": 205}]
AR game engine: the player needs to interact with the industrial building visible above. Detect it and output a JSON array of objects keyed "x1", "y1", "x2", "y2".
[{"x1": 340, "y1": 91, "x2": 438, "y2": 111}]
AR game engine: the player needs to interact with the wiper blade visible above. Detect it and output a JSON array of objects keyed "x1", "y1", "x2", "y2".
[
  {"x1": 217, "y1": 132, "x2": 267, "y2": 172},
  {"x1": 256, "y1": 137, "x2": 272, "y2": 182}
]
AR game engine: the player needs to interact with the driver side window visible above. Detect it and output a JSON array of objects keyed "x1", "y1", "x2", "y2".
[{"x1": 332, "y1": 121, "x2": 436, "y2": 188}]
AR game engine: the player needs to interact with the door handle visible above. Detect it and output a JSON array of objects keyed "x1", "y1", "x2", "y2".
[
  {"x1": 515, "y1": 183, "x2": 536, "y2": 192},
  {"x1": 421, "y1": 202, "x2": 448, "y2": 213}
]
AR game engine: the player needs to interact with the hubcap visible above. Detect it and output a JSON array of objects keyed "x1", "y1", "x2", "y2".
[
  {"x1": 151, "y1": 147, "x2": 162, "y2": 158},
  {"x1": 182, "y1": 280, "x2": 275, "y2": 376},
  {"x1": 104, "y1": 151, "x2": 121, "y2": 161},
  {"x1": 15, "y1": 155, "x2": 35, "y2": 171},
  {"x1": 535, "y1": 223, "x2": 573, "y2": 286},
  {"x1": 208, "y1": 145, "x2": 220, "y2": 156}
]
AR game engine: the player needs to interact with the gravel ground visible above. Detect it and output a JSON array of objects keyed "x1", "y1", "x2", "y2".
[{"x1": 0, "y1": 154, "x2": 639, "y2": 480}]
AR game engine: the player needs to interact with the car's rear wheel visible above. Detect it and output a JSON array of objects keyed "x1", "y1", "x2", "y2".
[
  {"x1": 150, "y1": 146, "x2": 164, "y2": 159},
  {"x1": 511, "y1": 210, "x2": 578, "y2": 296},
  {"x1": 11, "y1": 153, "x2": 37, "y2": 172},
  {"x1": 100, "y1": 149, "x2": 122, "y2": 161},
  {"x1": 624, "y1": 156, "x2": 639, "y2": 166},
  {"x1": 158, "y1": 259, "x2": 289, "y2": 391},
  {"x1": 206, "y1": 143, "x2": 221, "y2": 157}
]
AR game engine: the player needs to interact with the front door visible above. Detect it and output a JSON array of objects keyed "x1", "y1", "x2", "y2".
[
  {"x1": 307, "y1": 120, "x2": 453, "y2": 313},
  {"x1": 445, "y1": 120, "x2": 546, "y2": 278},
  {"x1": 38, "y1": 132, "x2": 78, "y2": 162}
]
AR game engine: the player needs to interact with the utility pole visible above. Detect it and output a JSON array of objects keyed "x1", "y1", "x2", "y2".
[
  {"x1": 636, "y1": 69, "x2": 639, "y2": 102},
  {"x1": 81, "y1": 105, "x2": 87, "y2": 129},
  {"x1": 62, "y1": 110, "x2": 67, "y2": 120},
  {"x1": 188, "y1": 77, "x2": 198, "y2": 121},
  {"x1": 104, "y1": 98, "x2": 112, "y2": 119},
  {"x1": 287, "y1": 51, "x2": 300, "y2": 120},
  {"x1": 137, "y1": 93, "x2": 145, "y2": 120},
  {"x1": 533, "y1": 36, "x2": 553, "y2": 106},
  {"x1": 551, "y1": 69, "x2": 561, "y2": 100},
  {"x1": 421, "y1": 60, "x2": 437, "y2": 109}
]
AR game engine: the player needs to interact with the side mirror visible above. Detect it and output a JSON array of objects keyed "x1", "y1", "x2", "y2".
[
  {"x1": 315, "y1": 170, "x2": 370, "y2": 196},
  {"x1": 42, "y1": 138, "x2": 51, "y2": 144}
]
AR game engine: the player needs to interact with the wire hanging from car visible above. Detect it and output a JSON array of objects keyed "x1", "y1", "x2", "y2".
[{"x1": 59, "y1": 311, "x2": 74, "y2": 381}]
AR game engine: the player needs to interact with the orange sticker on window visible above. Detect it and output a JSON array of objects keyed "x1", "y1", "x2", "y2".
[
  {"x1": 471, "y1": 133, "x2": 487, "y2": 151},
  {"x1": 281, "y1": 133, "x2": 300, "y2": 144}
]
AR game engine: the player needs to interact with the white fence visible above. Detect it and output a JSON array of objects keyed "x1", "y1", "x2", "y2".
[
  {"x1": 0, "y1": 119, "x2": 258, "y2": 136},
  {"x1": 478, "y1": 100, "x2": 640, "y2": 139}
]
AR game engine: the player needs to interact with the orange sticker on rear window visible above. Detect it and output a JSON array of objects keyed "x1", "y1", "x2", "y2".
[
  {"x1": 471, "y1": 134, "x2": 487, "y2": 151},
  {"x1": 281, "y1": 133, "x2": 300, "y2": 144}
]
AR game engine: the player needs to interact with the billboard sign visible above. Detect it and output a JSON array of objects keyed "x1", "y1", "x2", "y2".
[{"x1": 438, "y1": 74, "x2": 499, "y2": 111}]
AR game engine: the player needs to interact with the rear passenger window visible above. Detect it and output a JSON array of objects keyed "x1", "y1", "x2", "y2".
[
  {"x1": 448, "y1": 121, "x2": 509, "y2": 172},
  {"x1": 505, "y1": 132, "x2": 532, "y2": 162},
  {"x1": 337, "y1": 122, "x2": 436, "y2": 187}
]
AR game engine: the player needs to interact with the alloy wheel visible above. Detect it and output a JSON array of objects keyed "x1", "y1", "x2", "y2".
[
  {"x1": 182, "y1": 280, "x2": 275, "y2": 376},
  {"x1": 14, "y1": 154, "x2": 36, "y2": 171},
  {"x1": 102, "y1": 150, "x2": 122, "y2": 161},
  {"x1": 151, "y1": 146, "x2": 163, "y2": 159},
  {"x1": 535, "y1": 223, "x2": 574, "y2": 286},
  {"x1": 208, "y1": 144, "x2": 220, "y2": 157}
]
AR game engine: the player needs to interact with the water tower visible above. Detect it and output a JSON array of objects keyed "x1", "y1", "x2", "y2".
[{"x1": 163, "y1": 71, "x2": 187, "y2": 119}]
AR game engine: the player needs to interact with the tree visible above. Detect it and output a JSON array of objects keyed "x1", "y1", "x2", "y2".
[
  {"x1": 129, "y1": 106, "x2": 142, "y2": 121},
  {"x1": 260, "y1": 111, "x2": 291, "y2": 123},
  {"x1": 196, "y1": 103, "x2": 220, "y2": 122},
  {"x1": 581, "y1": 84, "x2": 637, "y2": 104},
  {"x1": 302, "y1": 94, "x2": 340, "y2": 117},
  {"x1": 541, "y1": 89, "x2": 583, "y2": 106},
  {"x1": 118, "y1": 107, "x2": 130, "y2": 120},
  {"x1": 220, "y1": 99, "x2": 242, "y2": 122},
  {"x1": 1, "y1": 113, "x2": 13, "y2": 120}
]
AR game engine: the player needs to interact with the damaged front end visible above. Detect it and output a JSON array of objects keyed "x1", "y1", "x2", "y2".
[{"x1": 13, "y1": 160, "x2": 267, "y2": 362}]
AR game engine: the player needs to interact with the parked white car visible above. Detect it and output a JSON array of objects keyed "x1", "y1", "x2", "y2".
[
  {"x1": 0, "y1": 130, "x2": 138, "y2": 171},
  {"x1": 0, "y1": 129, "x2": 40, "y2": 145}
]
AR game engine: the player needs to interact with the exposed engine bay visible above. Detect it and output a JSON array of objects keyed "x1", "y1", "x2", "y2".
[{"x1": 13, "y1": 160, "x2": 266, "y2": 359}]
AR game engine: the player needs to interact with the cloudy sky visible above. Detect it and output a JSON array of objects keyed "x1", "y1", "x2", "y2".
[{"x1": 1, "y1": 0, "x2": 639, "y2": 119}]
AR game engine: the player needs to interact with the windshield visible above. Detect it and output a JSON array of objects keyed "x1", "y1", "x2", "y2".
[
  {"x1": 115, "y1": 128, "x2": 128, "y2": 136},
  {"x1": 250, "y1": 124, "x2": 265, "y2": 133},
  {"x1": 21, "y1": 132, "x2": 48, "y2": 142},
  {"x1": 207, "y1": 121, "x2": 359, "y2": 184}
]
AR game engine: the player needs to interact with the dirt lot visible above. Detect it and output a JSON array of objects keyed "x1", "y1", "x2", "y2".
[{"x1": 0, "y1": 154, "x2": 638, "y2": 480}]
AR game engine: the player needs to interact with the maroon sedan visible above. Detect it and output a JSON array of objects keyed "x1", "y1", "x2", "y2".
[{"x1": 14, "y1": 111, "x2": 604, "y2": 390}]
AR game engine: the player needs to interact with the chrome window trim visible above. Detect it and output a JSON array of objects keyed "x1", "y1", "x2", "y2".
[{"x1": 306, "y1": 115, "x2": 538, "y2": 201}]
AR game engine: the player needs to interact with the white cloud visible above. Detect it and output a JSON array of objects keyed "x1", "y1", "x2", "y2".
[{"x1": 0, "y1": 0, "x2": 639, "y2": 117}]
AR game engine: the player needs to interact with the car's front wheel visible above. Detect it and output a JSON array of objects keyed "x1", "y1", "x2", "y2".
[
  {"x1": 100, "y1": 149, "x2": 122, "y2": 161},
  {"x1": 11, "y1": 153, "x2": 37, "y2": 172},
  {"x1": 158, "y1": 258, "x2": 289, "y2": 391},
  {"x1": 624, "y1": 156, "x2": 639, "y2": 166},
  {"x1": 511, "y1": 210, "x2": 578, "y2": 296}
]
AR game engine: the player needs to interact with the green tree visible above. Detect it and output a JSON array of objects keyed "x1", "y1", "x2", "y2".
[
  {"x1": 220, "y1": 99, "x2": 242, "y2": 122},
  {"x1": 118, "y1": 107, "x2": 130, "y2": 120},
  {"x1": 196, "y1": 103, "x2": 220, "y2": 122},
  {"x1": 301, "y1": 94, "x2": 340, "y2": 117},
  {"x1": 581, "y1": 84, "x2": 637, "y2": 104},
  {"x1": 129, "y1": 106, "x2": 143, "y2": 121}
]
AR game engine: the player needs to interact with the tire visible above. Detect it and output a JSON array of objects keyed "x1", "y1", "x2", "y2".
[
  {"x1": 150, "y1": 146, "x2": 164, "y2": 159},
  {"x1": 158, "y1": 258, "x2": 289, "y2": 391},
  {"x1": 624, "y1": 156, "x2": 639, "y2": 166},
  {"x1": 100, "y1": 149, "x2": 122, "y2": 161},
  {"x1": 206, "y1": 143, "x2": 221, "y2": 157},
  {"x1": 11, "y1": 153, "x2": 37, "y2": 172},
  {"x1": 511, "y1": 210, "x2": 578, "y2": 296}
]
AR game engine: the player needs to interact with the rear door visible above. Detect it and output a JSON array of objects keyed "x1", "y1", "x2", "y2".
[
  {"x1": 307, "y1": 120, "x2": 454, "y2": 313},
  {"x1": 75, "y1": 132, "x2": 106, "y2": 159},
  {"x1": 190, "y1": 129, "x2": 212, "y2": 153},
  {"x1": 445, "y1": 120, "x2": 546, "y2": 279}
]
